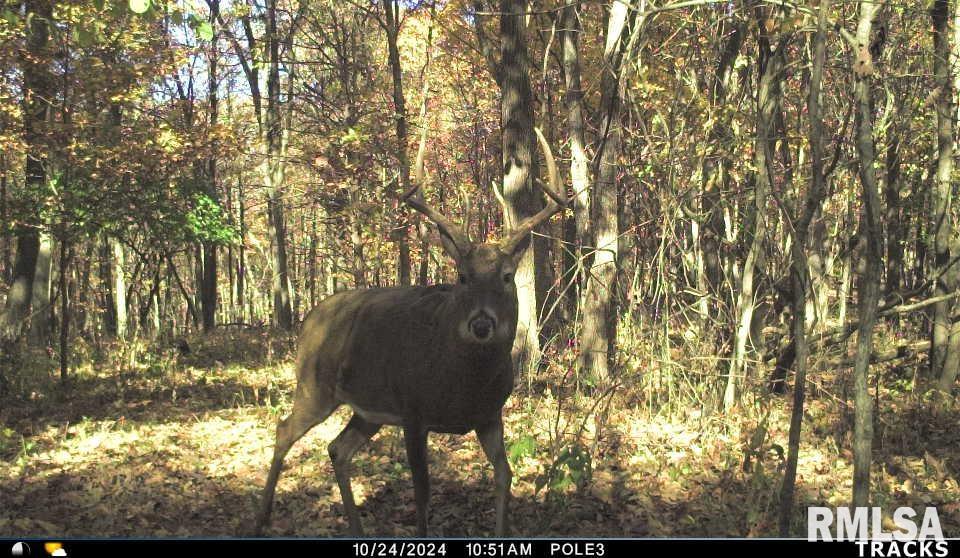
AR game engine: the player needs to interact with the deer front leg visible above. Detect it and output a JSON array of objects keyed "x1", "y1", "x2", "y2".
[
  {"x1": 402, "y1": 423, "x2": 430, "y2": 537},
  {"x1": 476, "y1": 417, "x2": 512, "y2": 537}
]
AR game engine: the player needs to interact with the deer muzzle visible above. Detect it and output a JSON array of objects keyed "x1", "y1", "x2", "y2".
[{"x1": 467, "y1": 310, "x2": 497, "y2": 342}]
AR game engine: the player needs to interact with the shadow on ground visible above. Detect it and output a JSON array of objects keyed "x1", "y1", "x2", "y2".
[{"x1": 1, "y1": 371, "x2": 289, "y2": 437}]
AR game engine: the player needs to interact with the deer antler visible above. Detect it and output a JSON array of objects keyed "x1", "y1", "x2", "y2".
[
  {"x1": 499, "y1": 127, "x2": 569, "y2": 255},
  {"x1": 401, "y1": 161, "x2": 472, "y2": 257}
]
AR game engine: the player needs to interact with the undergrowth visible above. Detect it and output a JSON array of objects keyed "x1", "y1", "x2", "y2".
[{"x1": 1, "y1": 326, "x2": 958, "y2": 537}]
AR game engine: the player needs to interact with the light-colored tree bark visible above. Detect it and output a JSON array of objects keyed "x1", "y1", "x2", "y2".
[
  {"x1": 562, "y1": 0, "x2": 590, "y2": 299},
  {"x1": 930, "y1": 0, "x2": 956, "y2": 378},
  {"x1": 577, "y1": 0, "x2": 637, "y2": 387},
  {"x1": 113, "y1": 240, "x2": 127, "y2": 341},
  {"x1": 499, "y1": 0, "x2": 543, "y2": 375},
  {"x1": 725, "y1": 9, "x2": 786, "y2": 411},
  {"x1": 27, "y1": 232, "x2": 52, "y2": 346},
  {"x1": 413, "y1": 10, "x2": 435, "y2": 287}
]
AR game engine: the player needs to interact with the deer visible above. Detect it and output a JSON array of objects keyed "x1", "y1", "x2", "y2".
[{"x1": 252, "y1": 128, "x2": 567, "y2": 538}]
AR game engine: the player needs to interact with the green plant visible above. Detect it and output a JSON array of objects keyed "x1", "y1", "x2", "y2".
[{"x1": 536, "y1": 443, "x2": 593, "y2": 496}]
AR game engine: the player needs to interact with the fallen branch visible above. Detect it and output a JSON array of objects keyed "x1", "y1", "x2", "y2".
[
  {"x1": 833, "y1": 340, "x2": 930, "y2": 369},
  {"x1": 765, "y1": 290, "x2": 960, "y2": 363}
]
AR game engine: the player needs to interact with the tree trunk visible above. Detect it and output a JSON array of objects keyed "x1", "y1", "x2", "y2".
[
  {"x1": 75, "y1": 252, "x2": 90, "y2": 337},
  {"x1": 237, "y1": 178, "x2": 247, "y2": 322},
  {"x1": 1, "y1": 160, "x2": 9, "y2": 284},
  {"x1": 838, "y1": 192, "x2": 855, "y2": 329},
  {"x1": 264, "y1": 0, "x2": 293, "y2": 330},
  {"x1": 58, "y1": 236, "x2": 71, "y2": 383},
  {"x1": 499, "y1": 0, "x2": 543, "y2": 375},
  {"x1": 930, "y1": 0, "x2": 956, "y2": 378},
  {"x1": 413, "y1": 11, "x2": 435, "y2": 287},
  {"x1": 383, "y1": 0, "x2": 413, "y2": 287},
  {"x1": 307, "y1": 205, "x2": 318, "y2": 308},
  {"x1": 113, "y1": 239, "x2": 127, "y2": 340},
  {"x1": 100, "y1": 237, "x2": 118, "y2": 337},
  {"x1": 851, "y1": 0, "x2": 884, "y2": 508},
  {"x1": 808, "y1": 217, "x2": 828, "y2": 329},
  {"x1": 1, "y1": 0, "x2": 52, "y2": 344},
  {"x1": 578, "y1": 0, "x2": 634, "y2": 388},
  {"x1": 138, "y1": 258, "x2": 162, "y2": 338},
  {"x1": 701, "y1": 16, "x2": 746, "y2": 328},
  {"x1": 200, "y1": 0, "x2": 221, "y2": 332},
  {"x1": 779, "y1": 0, "x2": 828, "y2": 534},
  {"x1": 884, "y1": 129, "x2": 904, "y2": 298},
  {"x1": 562, "y1": 0, "x2": 590, "y2": 313},
  {"x1": 725, "y1": 17, "x2": 785, "y2": 411},
  {"x1": 27, "y1": 231, "x2": 52, "y2": 347},
  {"x1": 931, "y1": 0, "x2": 960, "y2": 389}
]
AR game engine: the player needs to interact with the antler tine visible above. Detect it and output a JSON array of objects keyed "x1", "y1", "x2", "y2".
[
  {"x1": 401, "y1": 166, "x2": 472, "y2": 256},
  {"x1": 534, "y1": 127, "x2": 567, "y2": 208},
  {"x1": 499, "y1": 128, "x2": 569, "y2": 255}
]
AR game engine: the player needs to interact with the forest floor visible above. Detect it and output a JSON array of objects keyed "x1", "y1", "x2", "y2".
[{"x1": 1, "y1": 329, "x2": 959, "y2": 537}]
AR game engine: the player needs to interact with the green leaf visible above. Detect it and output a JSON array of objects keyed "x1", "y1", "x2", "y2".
[
  {"x1": 196, "y1": 21, "x2": 213, "y2": 41},
  {"x1": 129, "y1": 0, "x2": 150, "y2": 15},
  {"x1": 507, "y1": 435, "x2": 536, "y2": 465},
  {"x1": 2, "y1": 9, "x2": 20, "y2": 26},
  {"x1": 73, "y1": 25, "x2": 96, "y2": 47}
]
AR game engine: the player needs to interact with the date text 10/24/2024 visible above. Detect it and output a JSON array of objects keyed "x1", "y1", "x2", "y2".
[{"x1": 351, "y1": 542, "x2": 606, "y2": 557}]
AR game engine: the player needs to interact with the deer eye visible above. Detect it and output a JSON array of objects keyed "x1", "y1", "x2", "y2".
[
  {"x1": 458, "y1": 273, "x2": 468, "y2": 284},
  {"x1": 502, "y1": 272, "x2": 513, "y2": 284}
]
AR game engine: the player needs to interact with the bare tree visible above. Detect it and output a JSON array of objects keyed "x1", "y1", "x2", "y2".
[
  {"x1": 779, "y1": 0, "x2": 829, "y2": 534},
  {"x1": 578, "y1": 0, "x2": 637, "y2": 387},
  {"x1": 725, "y1": 3, "x2": 789, "y2": 410},
  {"x1": 220, "y1": 0, "x2": 303, "y2": 330},
  {"x1": 930, "y1": 0, "x2": 960, "y2": 391},
  {"x1": 200, "y1": 0, "x2": 221, "y2": 332},
  {"x1": 381, "y1": 0, "x2": 413, "y2": 286},
  {"x1": 851, "y1": 0, "x2": 884, "y2": 508}
]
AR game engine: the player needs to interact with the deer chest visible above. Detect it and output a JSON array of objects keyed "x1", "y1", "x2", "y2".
[{"x1": 417, "y1": 362, "x2": 514, "y2": 434}]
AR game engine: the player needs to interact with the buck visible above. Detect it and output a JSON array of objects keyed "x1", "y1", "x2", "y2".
[{"x1": 253, "y1": 129, "x2": 566, "y2": 537}]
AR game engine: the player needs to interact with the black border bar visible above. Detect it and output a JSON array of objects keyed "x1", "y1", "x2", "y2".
[{"x1": 1, "y1": 538, "x2": 956, "y2": 558}]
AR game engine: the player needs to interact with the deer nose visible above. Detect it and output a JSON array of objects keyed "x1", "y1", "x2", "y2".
[{"x1": 469, "y1": 312, "x2": 496, "y2": 341}]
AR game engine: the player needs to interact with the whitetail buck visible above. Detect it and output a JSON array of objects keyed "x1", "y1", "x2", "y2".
[{"x1": 253, "y1": 129, "x2": 566, "y2": 537}]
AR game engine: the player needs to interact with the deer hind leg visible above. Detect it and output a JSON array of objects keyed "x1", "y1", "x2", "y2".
[
  {"x1": 254, "y1": 388, "x2": 337, "y2": 535},
  {"x1": 402, "y1": 424, "x2": 430, "y2": 537},
  {"x1": 329, "y1": 413, "x2": 382, "y2": 536},
  {"x1": 476, "y1": 417, "x2": 512, "y2": 537}
]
